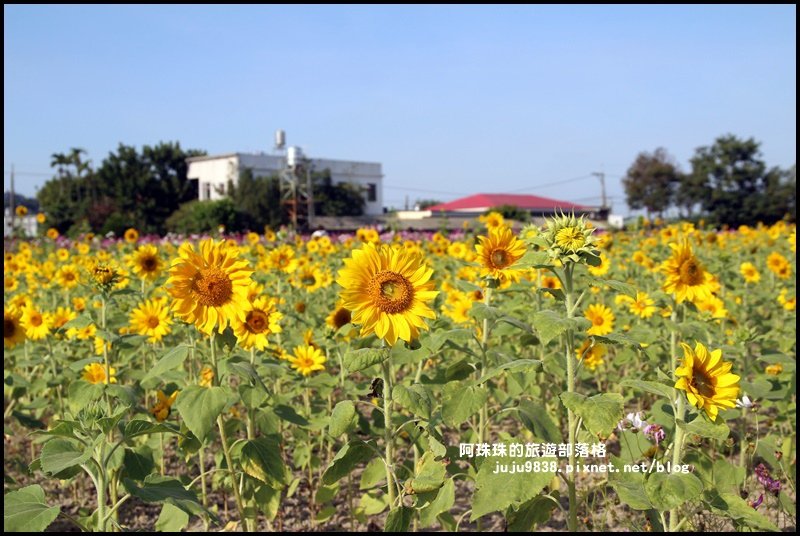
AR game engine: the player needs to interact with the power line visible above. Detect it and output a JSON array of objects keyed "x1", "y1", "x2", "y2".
[
  {"x1": 507, "y1": 174, "x2": 593, "y2": 193},
  {"x1": 383, "y1": 185, "x2": 467, "y2": 196}
]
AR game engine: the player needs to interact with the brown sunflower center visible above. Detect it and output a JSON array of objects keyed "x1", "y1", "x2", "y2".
[
  {"x1": 490, "y1": 248, "x2": 511, "y2": 269},
  {"x1": 63, "y1": 272, "x2": 76, "y2": 281},
  {"x1": 678, "y1": 258, "x2": 705, "y2": 286},
  {"x1": 369, "y1": 270, "x2": 414, "y2": 314},
  {"x1": 147, "y1": 315, "x2": 161, "y2": 329},
  {"x1": 301, "y1": 275, "x2": 317, "y2": 286},
  {"x1": 30, "y1": 313, "x2": 43, "y2": 327},
  {"x1": 246, "y1": 310, "x2": 269, "y2": 333},
  {"x1": 332, "y1": 308, "x2": 351, "y2": 329},
  {"x1": 592, "y1": 315, "x2": 604, "y2": 326},
  {"x1": 141, "y1": 256, "x2": 158, "y2": 271},
  {"x1": 192, "y1": 267, "x2": 233, "y2": 306},
  {"x1": 690, "y1": 368, "x2": 715, "y2": 398},
  {"x1": 4, "y1": 318, "x2": 16, "y2": 338}
]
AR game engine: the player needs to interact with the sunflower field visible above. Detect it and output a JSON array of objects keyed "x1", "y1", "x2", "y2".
[{"x1": 3, "y1": 214, "x2": 796, "y2": 532}]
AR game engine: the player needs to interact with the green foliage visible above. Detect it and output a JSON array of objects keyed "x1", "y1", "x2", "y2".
[
  {"x1": 313, "y1": 170, "x2": 365, "y2": 217},
  {"x1": 3, "y1": 485, "x2": 60, "y2": 532},
  {"x1": 165, "y1": 199, "x2": 244, "y2": 234},
  {"x1": 37, "y1": 143, "x2": 204, "y2": 235},
  {"x1": 622, "y1": 148, "x2": 680, "y2": 217},
  {"x1": 487, "y1": 204, "x2": 529, "y2": 222}
]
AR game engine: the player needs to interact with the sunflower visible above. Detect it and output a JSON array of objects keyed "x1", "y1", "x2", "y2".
[
  {"x1": 337, "y1": 244, "x2": 438, "y2": 346},
  {"x1": 674, "y1": 342, "x2": 739, "y2": 421},
  {"x1": 4, "y1": 307, "x2": 26, "y2": 348},
  {"x1": 326, "y1": 304, "x2": 353, "y2": 331},
  {"x1": 291, "y1": 265, "x2": 327, "y2": 293},
  {"x1": 129, "y1": 298, "x2": 173, "y2": 343},
  {"x1": 587, "y1": 253, "x2": 611, "y2": 276},
  {"x1": 15, "y1": 205, "x2": 28, "y2": 216},
  {"x1": 5, "y1": 275, "x2": 19, "y2": 292},
  {"x1": 66, "y1": 323, "x2": 96, "y2": 340},
  {"x1": 268, "y1": 245, "x2": 298, "y2": 273},
  {"x1": 150, "y1": 390, "x2": 179, "y2": 422},
  {"x1": 232, "y1": 296, "x2": 283, "y2": 350},
  {"x1": 46, "y1": 228, "x2": 59, "y2": 240},
  {"x1": 199, "y1": 366, "x2": 215, "y2": 387},
  {"x1": 447, "y1": 242, "x2": 468, "y2": 259},
  {"x1": 694, "y1": 295, "x2": 728, "y2": 320},
  {"x1": 629, "y1": 292, "x2": 657, "y2": 319},
  {"x1": 576, "y1": 339, "x2": 606, "y2": 371},
  {"x1": 167, "y1": 239, "x2": 253, "y2": 334},
  {"x1": 36, "y1": 213, "x2": 46, "y2": 224},
  {"x1": 21, "y1": 305, "x2": 50, "y2": 340},
  {"x1": 660, "y1": 239, "x2": 715, "y2": 303},
  {"x1": 130, "y1": 244, "x2": 164, "y2": 281},
  {"x1": 82, "y1": 362, "x2": 117, "y2": 384},
  {"x1": 46, "y1": 306, "x2": 77, "y2": 331},
  {"x1": 55, "y1": 264, "x2": 81, "y2": 289},
  {"x1": 89, "y1": 260, "x2": 120, "y2": 290},
  {"x1": 287, "y1": 344, "x2": 327, "y2": 376},
  {"x1": 479, "y1": 211, "x2": 505, "y2": 230},
  {"x1": 124, "y1": 228, "x2": 139, "y2": 244},
  {"x1": 766, "y1": 253, "x2": 792, "y2": 279},
  {"x1": 584, "y1": 304, "x2": 615, "y2": 336},
  {"x1": 475, "y1": 225, "x2": 527, "y2": 282},
  {"x1": 739, "y1": 262, "x2": 761, "y2": 284}
]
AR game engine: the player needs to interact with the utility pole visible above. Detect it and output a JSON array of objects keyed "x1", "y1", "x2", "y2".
[
  {"x1": 591, "y1": 171, "x2": 607, "y2": 209},
  {"x1": 9, "y1": 164, "x2": 15, "y2": 229}
]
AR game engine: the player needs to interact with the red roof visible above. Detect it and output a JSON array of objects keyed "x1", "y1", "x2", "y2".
[{"x1": 426, "y1": 193, "x2": 590, "y2": 212}]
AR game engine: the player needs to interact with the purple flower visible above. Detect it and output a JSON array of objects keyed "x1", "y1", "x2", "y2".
[
  {"x1": 754, "y1": 463, "x2": 781, "y2": 494},
  {"x1": 748, "y1": 493, "x2": 764, "y2": 509},
  {"x1": 643, "y1": 424, "x2": 666, "y2": 445}
]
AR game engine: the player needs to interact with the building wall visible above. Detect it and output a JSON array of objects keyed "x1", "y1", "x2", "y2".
[{"x1": 187, "y1": 153, "x2": 384, "y2": 215}]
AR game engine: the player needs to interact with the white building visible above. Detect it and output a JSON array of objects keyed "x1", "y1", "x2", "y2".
[{"x1": 186, "y1": 151, "x2": 384, "y2": 216}]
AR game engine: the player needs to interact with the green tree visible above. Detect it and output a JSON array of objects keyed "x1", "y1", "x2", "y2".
[
  {"x1": 689, "y1": 135, "x2": 794, "y2": 225},
  {"x1": 416, "y1": 199, "x2": 443, "y2": 210},
  {"x1": 622, "y1": 148, "x2": 680, "y2": 217},
  {"x1": 227, "y1": 169, "x2": 284, "y2": 230},
  {"x1": 38, "y1": 148, "x2": 95, "y2": 233},
  {"x1": 488, "y1": 204, "x2": 529, "y2": 222},
  {"x1": 312, "y1": 170, "x2": 365, "y2": 217}
]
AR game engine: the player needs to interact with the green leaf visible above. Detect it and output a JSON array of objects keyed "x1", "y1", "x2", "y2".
[
  {"x1": 155, "y1": 502, "x2": 190, "y2": 532},
  {"x1": 471, "y1": 456, "x2": 556, "y2": 520},
  {"x1": 329, "y1": 400, "x2": 357, "y2": 437},
  {"x1": 441, "y1": 383, "x2": 488, "y2": 427},
  {"x1": 123, "y1": 419, "x2": 181, "y2": 439},
  {"x1": 705, "y1": 492, "x2": 778, "y2": 531},
  {"x1": 239, "y1": 384, "x2": 268, "y2": 409},
  {"x1": 621, "y1": 379, "x2": 675, "y2": 399},
  {"x1": 392, "y1": 384, "x2": 432, "y2": 420},
  {"x1": 343, "y1": 348, "x2": 388, "y2": 373},
  {"x1": 384, "y1": 506, "x2": 413, "y2": 532},
  {"x1": 644, "y1": 472, "x2": 703, "y2": 511},
  {"x1": 518, "y1": 400, "x2": 561, "y2": 443},
  {"x1": 141, "y1": 345, "x2": 189, "y2": 389},
  {"x1": 273, "y1": 404, "x2": 309, "y2": 426},
  {"x1": 40, "y1": 438, "x2": 92, "y2": 476},
  {"x1": 67, "y1": 380, "x2": 105, "y2": 413},
  {"x1": 507, "y1": 495, "x2": 556, "y2": 531},
  {"x1": 516, "y1": 250, "x2": 552, "y2": 269},
  {"x1": 123, "y1": 475, "x2": 204, "y2": 517},
  {"x1": 123, "y1": 447, "x2": 155, "y2": 481},
  {"x1": 254, "y1": 485, "x2": 282, "y2": 521},
  {"x1": 240, "y1": 437, "x2": 289, "y2": 489},
  {"x1": 592, "y1": 332, "x2": 643, "y2": 348},
  {"x1": 676, "y1": 416, "x2": 730, "y2": 441},
  {"x1": 497, "y1": 315, "x2": 533, "y2": 333},
  {"x1": 174, "y1": 385, "x2": 228, "y2": 442},
  {"x1": 532, "y1": 310, "x2": 572, "y2": 345},
  {"x1": 60, "y1": 313, "x2": 93, "y2": 331},
  {"x1": 3, "y1": 485, "x2": 60, "y2": 532},
  {"x1": 322, "y1": 441, "x2": 376, "y2": 485},
  {"x1": 359, "y1": 457, "x2": 387, "y2": 490},
  {"x1": 480, "y1": 360, "x2": 541, "y2": 384},
  {"x1": 560, "y1": 392, "x2": 624, "y2": 438},
  {"x1": 608, "y1": 457, "x2": 654, "y2": 510},
  {"x1": 404, "y1": 452, "x2": 446, "y2": 494},
  {"x1": 418, "y1": 478, "x2": 455, "y2": 527}
]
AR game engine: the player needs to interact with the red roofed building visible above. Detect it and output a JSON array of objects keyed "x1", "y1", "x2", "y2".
[{"x1": 426, "y1": 193, "x2": 593, "y2": 216}]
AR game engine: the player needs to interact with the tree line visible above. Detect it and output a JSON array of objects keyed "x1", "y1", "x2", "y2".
[
  {"x1": 623, "y1": 134, "x2": 795, "y2": 225},
  {"x1": 35, "y1": 143, "x2": 365, "y2": 236}
]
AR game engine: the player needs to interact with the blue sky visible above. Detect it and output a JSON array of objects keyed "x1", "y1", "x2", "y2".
[{"x1": 4, "y1": 5, "x2": 796, "y2": 212}]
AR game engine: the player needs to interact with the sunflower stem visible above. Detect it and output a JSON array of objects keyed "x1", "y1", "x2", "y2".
[
  {"x1": 668, "y1": 304, "x2": 685, "y2": 532},
  {"x1": 210, "y1": 332, "x2": 249, "y2": 532},
  {"x1": 564, "y1": 263, "x2": 579, "y2": 533},
  {"x1": 381, "y1": 352, "x2": 397, "y2": 510}
]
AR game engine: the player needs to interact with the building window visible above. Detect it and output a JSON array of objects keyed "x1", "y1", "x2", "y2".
[
  {"x1": 202, "y1": 182, "x2": 211, "y2": 200},
  {"x1": 366, "y1": 183, "x2": 377, "y2": 202}
]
